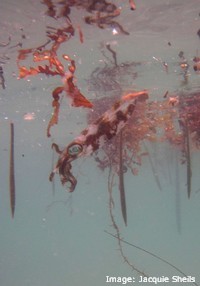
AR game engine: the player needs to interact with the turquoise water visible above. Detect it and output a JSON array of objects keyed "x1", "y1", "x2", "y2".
[{"x1": 0, "y1": 1, "x2": 200, "y2": 286}]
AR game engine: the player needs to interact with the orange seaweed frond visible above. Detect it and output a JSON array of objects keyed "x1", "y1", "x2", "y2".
[{"x1": 47, "y1": 99, "x2": 60, "y2": 137}]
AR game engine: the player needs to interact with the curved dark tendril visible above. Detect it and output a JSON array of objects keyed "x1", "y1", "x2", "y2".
[
  {"x1": 50, "y1": 142, "x2": 82, "y2": 191},
  {"x1": 51, "y1": 142, "x2": 62, "y2": 154},
  {"x1": 104, "y1": 230, "x2": 199, "y2": 286},
  {"x1": 59, "y1": 159, "x2": 77, "y2": 191}
]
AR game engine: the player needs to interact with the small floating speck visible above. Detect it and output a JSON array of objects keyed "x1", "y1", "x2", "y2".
[
  {"x1": 112, "y1": 28, "x2": 118, "y2": 35},
  {"x1": 23, "y1": 112, "x2": 35, "y2": 121}
]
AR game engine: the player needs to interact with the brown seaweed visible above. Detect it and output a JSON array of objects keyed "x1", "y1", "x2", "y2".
[{"x1": 17, "y1": 24, "x2": 93, "y2": 137}]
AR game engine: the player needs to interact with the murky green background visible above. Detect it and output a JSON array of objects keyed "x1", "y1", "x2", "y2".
[{"x1": 0, "y1": 1, "x2": 200, "y2": 285}]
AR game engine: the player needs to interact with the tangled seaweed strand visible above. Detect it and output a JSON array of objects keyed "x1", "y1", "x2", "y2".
[
  {"x1": 87, "y1": 61, "x2": 140, "y2": 98},
  {"x1": 104, "y1": 230, "x2": 199, "y2": 286}
]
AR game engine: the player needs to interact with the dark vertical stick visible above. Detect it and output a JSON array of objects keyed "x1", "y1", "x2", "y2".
[
  {"x1": 119, "y1": 131, "x2": 127, "y2": 226},
  {"x1": 175, "y1": 150, "x2": 181, "y2": 234},
  {"x1": 143, "y1": 142, "x2": 162, "y2": 192},
  {"x1": 185, "y1": 121, "x2": 192, "y2": 198},
  {"x1": 51, "y1": 146, "x2": 55, "y2": 196},
  {"x1": 10, "y1": 122, "x2": 15, "y2": 218}
]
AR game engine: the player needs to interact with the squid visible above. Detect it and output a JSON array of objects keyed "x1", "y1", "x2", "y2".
[{"x1": 50, "y1": 90, "x2": 148, "y2": 192}]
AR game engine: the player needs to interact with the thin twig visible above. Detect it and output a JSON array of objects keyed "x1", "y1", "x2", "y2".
[
  {"x1": 184, "y1": 120, "x2": 192, "y2": 198},
  {"x1": 104, "y1": 230, "x2": 199, "y2": 286},
  {"x1": 143, "y1": 142, "x2": 162, "y2": 191},
  {"x1": 107, "y1": 166, "x2": 148, "y2": 277},
  {"x1": 119, "y1": 130, "x2": 127, "y2": 225},
  {"x1": 9, "y1": 122, "x2": 15, "y2": 218}
]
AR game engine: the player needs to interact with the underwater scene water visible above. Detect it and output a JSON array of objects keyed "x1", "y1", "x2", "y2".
[{"x1": 0, "y1": 0, "x2": 200, "y2": 285}]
